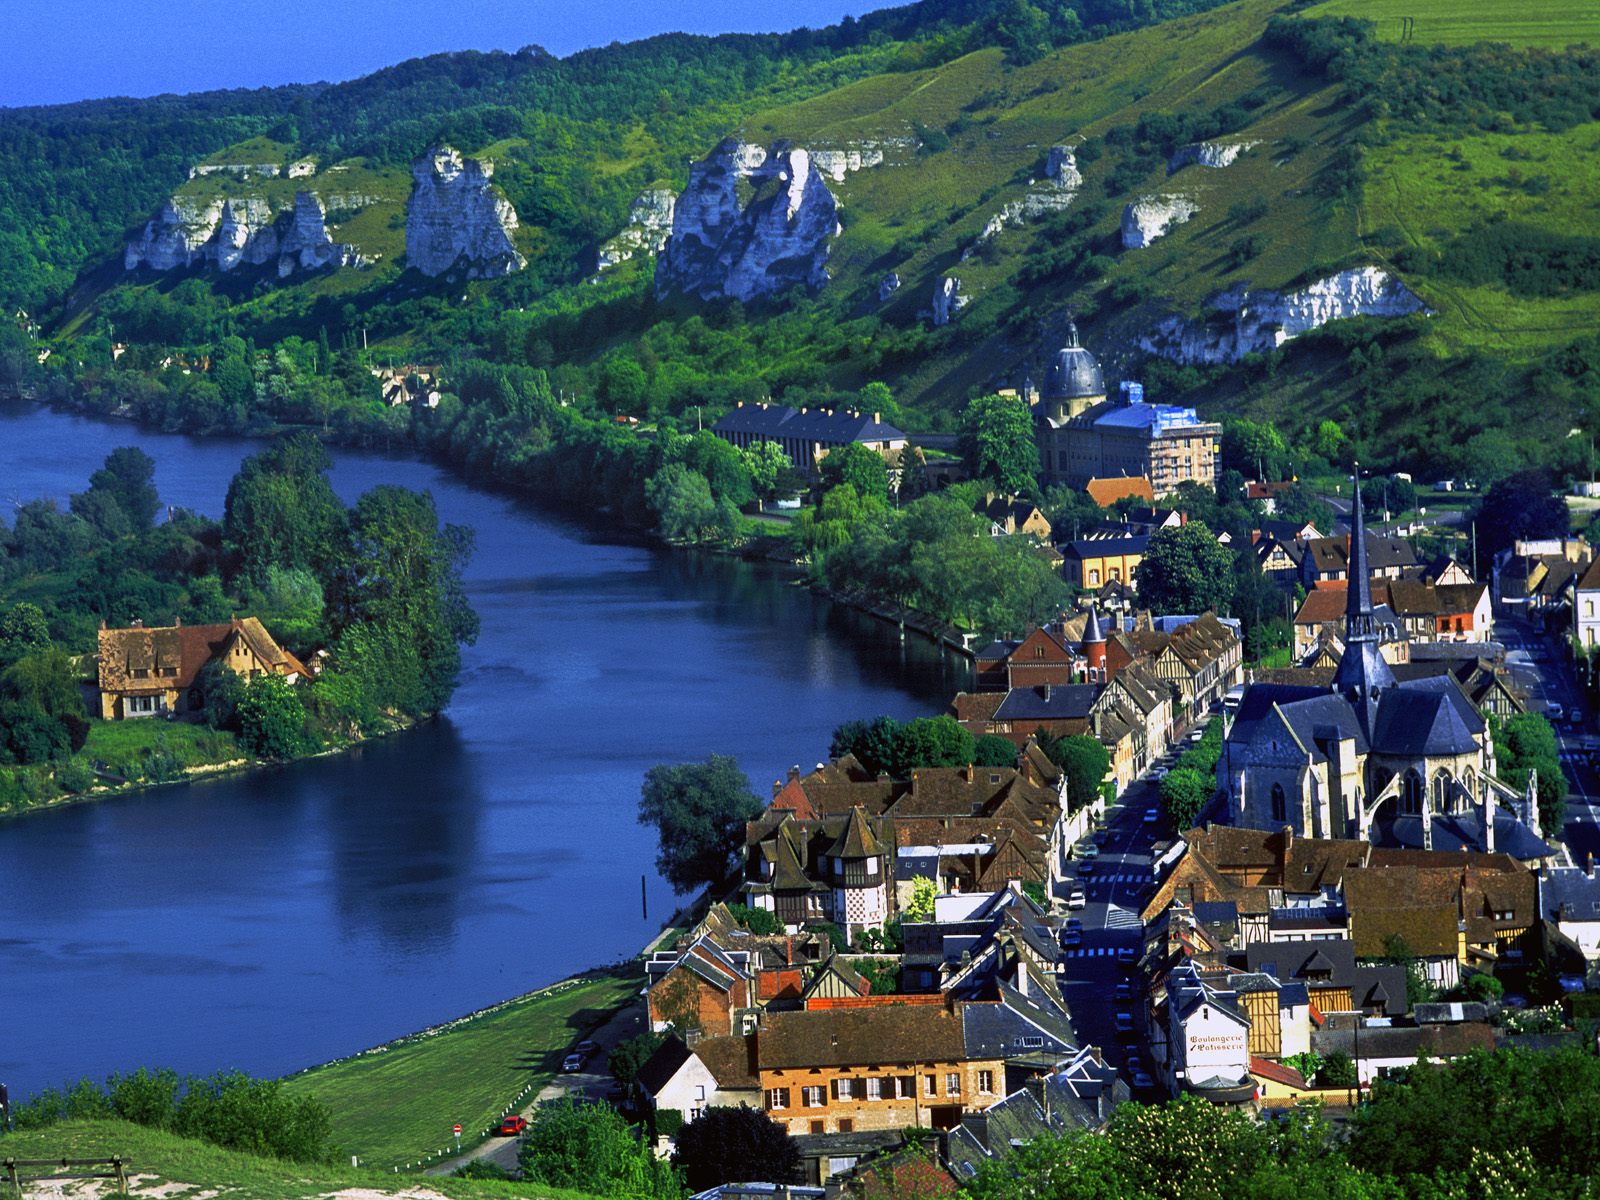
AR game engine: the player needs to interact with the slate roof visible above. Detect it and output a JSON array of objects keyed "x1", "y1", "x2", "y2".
[
  {"x1": 1541, "y1": 867, "x2": 1600, "y2": 924},
  {"x1": 1369, "y1": 675, "x2": 1484, "y2": 756},
  {"x1": 993, "y1": 684, "x2": 1099, "y2": 721},
  {"x1": 1312, "y1": 1021, "x2": 1494, "y2": 1061},
  {"x1": 1383, "y1": 810, "x2": 1553, "y2": 863},
  {"x1": 1244, "y1": 941, "x2": 1409, "y2": 1016},
  {"x1": 712, "y1": 403, "x2": 905, "y2": 445},
  {"x1": 97, "y1": 616, "x2": 305, "y2": 695},
  {"x1": 1061, "y1": 533, "x2": 1149, "y2": 559},
  {"x1": 636, "y1": 1035, "x2": 695, "y2": 1097}
]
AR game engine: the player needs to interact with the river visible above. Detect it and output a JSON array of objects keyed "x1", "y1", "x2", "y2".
[{"x1": 0, "y1": 401, "x2": 967, "y2": 1093}]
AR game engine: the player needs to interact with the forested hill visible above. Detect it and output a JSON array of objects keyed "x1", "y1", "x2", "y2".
[
  {"x1": 2, "y1": 0, "x2": 1599, "y2": 484},
  {"x1": 0, "y1": 0, "x2": 1229, "y2": 314}
]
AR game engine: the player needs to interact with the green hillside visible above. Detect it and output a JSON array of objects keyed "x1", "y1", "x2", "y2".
[
  {"x1": 4, "y1": 0, "x2": 1598, "y2": 483},
  {"x1": 1305, "y1": 0, "x2": 1599, "y2": 48}
]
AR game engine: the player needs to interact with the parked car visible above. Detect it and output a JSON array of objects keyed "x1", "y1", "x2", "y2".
[
  {"x1": 1062, "y1": 926, "x2": 1083, "y2": 948},
  {"x1": 1114, "y1": 979, "x2": 1134, "y2": 1001},
  {"x1": 1130, "y1": 1068, "x2": 1156, "y2": 1090},
  {"x1": 1067, "y1": 886, "x2": 1087, "y2": 910},
  {"x1": 1548, "y1": 703, "x2": 1565, "y2": 722},
  {"x1": 1079, "y1": 859, "x2": 1098, "y2": 877},
  {"x1": 1143, "y1": 807, "x2": 1159, "y2": 825},
  {"x1": 575, "y1": 1040, "x2": 598, "y2": 1059},
  {"x1": 492, "y1": 1115, "x2": 528, "y2": 1137},
  {"x1": 562, "y1": 1052, "x2": 586, "y2": 1072},
  {"x1": 1114, "y1": 1012, "x2": 1136, "y2": 1037},
  {"x1": 1151, "y1": 768, "x2": 1169, "y2": 782},
  {"x1": 1117, "y1": 946, "x2": 1138, "y2": 966},
  {"x1": 1077, "y1": 842, "x2": 1101, "y2": 860}
]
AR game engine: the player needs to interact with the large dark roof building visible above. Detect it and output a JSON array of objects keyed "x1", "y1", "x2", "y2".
[
  {"x1": 1220, "y1": 472, "x2": 1551, "y2": 861},
  {"x1": 712, "y1": 403, "x2": 906, "y2": 475}
]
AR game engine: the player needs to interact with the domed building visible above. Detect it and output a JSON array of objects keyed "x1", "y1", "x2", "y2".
[{"x1": 1032, "y1": 325, "x2": 1220, "y2": 491}]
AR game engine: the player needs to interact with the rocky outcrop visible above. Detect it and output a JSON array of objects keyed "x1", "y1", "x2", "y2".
[
  {"x1": 277, "y1": 192, "x2": 367, "y2": 277},
  {"x1": 1138, "y1": 267, "x2": 1430, "y2": 364},
  {"x1": 1121, "y1": 195, "x2": 1198, "y2": 249},
  {"x1": 655, "y1": 139, "x2": 839, "y2": 303},
  {"x1": 189, "y1": 161, "x2": 281, "y2": 181},
  {"x1": 126, "y1": 197, "x2": 226, "y2": 271},
  {"x1": 125, "y1": 190, "x2": 365, "y2": 277},
  {"x1": 930, "y1": 276, "x2": 969, "y2": 326},
  {"x1": 1167, "y1": 141, "x2": 1259, "y2": 174},
  {"x1": 965, "y1": 144, "x2": 1081, "y2": 257},
  {"x1": 404, "y1": 146, "x2": 526, "y2": 279},
  {"x1": 595, "y1": 189, "x2": 677, "y2": 274},
  {"x1": 287, "y1": 158, "x2": 317, "y2": 179}
]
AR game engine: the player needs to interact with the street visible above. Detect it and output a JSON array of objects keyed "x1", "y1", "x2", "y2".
[
  {"x1": 1495, "y1": 613, "x2": 1600, "y2": 868},
  {"x1": 1057, "y1": 772, "x2": 1169, "y2": 1100}
]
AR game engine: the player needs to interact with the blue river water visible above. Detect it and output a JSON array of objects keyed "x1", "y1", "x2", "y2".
[{"x1": 0, "y1": 401, "x2": 967, "y2": 1093}]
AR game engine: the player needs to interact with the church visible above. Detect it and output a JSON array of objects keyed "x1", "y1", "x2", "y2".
[{"x1": 1218, "y1": 474, "x2": 1551, "y2": 861}]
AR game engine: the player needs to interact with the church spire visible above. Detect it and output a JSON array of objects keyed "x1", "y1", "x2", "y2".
[{"x1": 1331, "y1": 465, "x2": 1395, "y2": 715}]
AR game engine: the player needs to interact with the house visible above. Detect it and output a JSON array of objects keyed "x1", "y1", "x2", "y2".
[
  {"x1": 637, "y1": 1033, "x2": 763, "y2": 1124},
  {"x1": 1253, "y1": 532, "x2": 1307, "y2": 586},
  {"x1": 976, "y1": 496, "x2": 1052, "y2": 541},
  {"x1": 96, "y1": 617, "x2": 308, "y2": 721},
  {"x1": 1061, "y1": 533, "x2": 1147, "y2": 590},
  {"x1": 741, "y1": 807, "x2": 895, "y2": 936},
  {"x1": 712, "y1": 403, "x2": 907, "y2": 476},
  {"x1": 644, "y1": 905, "x2": 826, "y2": 1035},
  {"x1": 1245, "y1": 481, "x2": 1294, "y2": 513},
  {"x1": 1244, "y1": 941, "x2": 1410, "y2": 1021},
  {"x1": 1301, "y1": 531, "x2": 1420, "y2": 587},
  {"x1": 756, "y1": 997, "x2": 1006, "y2": 1134},
  {"x1": 1159, "y1": 960, "x2": 1254, "y2": 1103},
  {"x1": 1085, "y1": 476, "x2": 1156, "y2": 508},
  {"x1": 1121, "y1": 612, "x2": 1243, "y2": 726},
  {"x1": 1575, "y1": 557, "x2": 1600, "y2": 649},
  {"x1": 1383, "y1": 579, "x2": 1493, "y2": 643},
  {"x1": 1310, "y1": 1020, "x2": 1495, "y2": 1087},
  {"x1": 1291, "y1": 583, "x2": 1408, "y2": 661},
  {"x1": 1538, "y1": 862, "x2": 1600, "y2": 960}
]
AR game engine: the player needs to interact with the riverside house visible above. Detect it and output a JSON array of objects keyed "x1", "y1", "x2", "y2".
[{"x1": 96, "y1": 616, "x2": 309, "y2": 720}]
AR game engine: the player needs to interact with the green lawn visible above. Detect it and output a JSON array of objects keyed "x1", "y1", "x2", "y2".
[
  {"x1": 1304, "y1": 0, "x2": 1599, "y2": 48},
  {"x1": 0, "y1": 1119, "x2": 592, "y2": 1200},
  {"x1": 281, "y1": 970, "x2": 639, "y2": 1171},
  {"x1": 80, "y1": 719, "x2": 242, "y2": 776}
]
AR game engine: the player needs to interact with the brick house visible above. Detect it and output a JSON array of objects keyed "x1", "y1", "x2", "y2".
[{"x1": 96, "y1": 616, "x2": 308, "y2": 721}]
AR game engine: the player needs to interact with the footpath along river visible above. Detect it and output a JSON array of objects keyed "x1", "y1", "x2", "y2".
[{"x1": 0, "y1": 401, "x2": 968, "y2": 1093}]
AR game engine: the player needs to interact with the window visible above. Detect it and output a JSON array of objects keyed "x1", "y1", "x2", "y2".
[
  {"x1": 694, "y1": 1085, "x2": 706, "y2": 1102},
  {"x1": 866, "y1": 1077, "x2": 882, "y2": 1101},
  {"x1": 833, "y1": 1078, "x2": 857, "y2": 1102},
  {"x1": 803, "y1": 1086, "x2": 825, "y2": 1108},
  {"x1": 978, "y1": 1070, "x2": 994, "y2": 1095},
  {"x1": 767, "y1": 1088, "x2": 790, "y2": 1110},
  {"x1": 895, "y1": 1076, "x2": 915, "y2": 1099},
  {"x1": 128, "y1": 695, "x2": 158, "y2": 715},
  {"x1": 810, "y1": 1120, "x2": 824, "y2": 1135},
  {"x1": 925, "y1": 1074, "x2": 938, "y2": 1097},
  {"x1": 838, "y1": 1118, "x2": 854, "y2": 1133},
  {"x1": 1271, "y1": 783, "x2": 1287, "y2": 823},
  {"x1": 946, "y1": 1073, "x2": 961, "y2": 1097}
]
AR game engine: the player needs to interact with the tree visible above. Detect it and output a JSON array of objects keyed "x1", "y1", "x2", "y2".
[
  {"x1": 1159, "y1": 767, "x2": 1213, "y2": 829},
  {"x1": 1221, "y1": 418, "x2": 1291, "y2": 480},
  {"x1": 236, "y1": 676, "x2": 312, "y2": 760},
  {"x1": 958, "y1": 395, "x2": 1038, "y2": 495},
  {"x1": 638, "y1": 755, "x2": 763, "y2": 894},
  {"x1": 1473, "y1": 469, "x2": 1569, "y2": 561},
  {"x1": 608, "y1": 1032, "x2": 666, "y2": 1111},
  {"x1": 903, "y1": 876, "x2": 937, "y2": 920},
  {"x1": 197, "y1": 659, "x2": 247, "y2": 731},
  {"x1": 890, "y1": 716, "x2": 975, "y2": 775},
  {"x1": 647, "y1": 463, "x2": 734, "y2": 544},
  {"x1": 72, "y1": 447, "x2": 161, "y2": 536},
  {"x1": 1317, "y1": 1050, "x2": 1358, "y2": 1088},
  {"x1": 819, "y1": 442, "x2": 890, "y2": 503},
  {"x1": 0, "y1": 648, "x2": 88, "y2": 764},
  {"x1": 519, "y1": 1099, "x2": 680, "y2": 1198},
  {"x1": 739, "y1": 440, "x2": 791, "y2": 504},
  {"x1": 1134, "y1": 521, "x2": 1235, "y2": 615},
  {"x1": 974, "y1": 735, "x2": 1018, "y2": 767},
  {"x1": 224, "y1": 435, "x2": 348, "y2": 585},
  {"x1": 674, "y1": 1107, "x2": 799, "y2": 1193},
  {"x1": 1496, "y1": 712, "x2": 1567, "y2": 835},
  {"x1": 1045, "y1": 735, "x2": 1110, "y2": 811},
  {"x1": 831, "y1": 715, "x2": 904, "y2": 777},
  {"x1": 0, "y1": 602, "x2": 51, "y2": 667}
]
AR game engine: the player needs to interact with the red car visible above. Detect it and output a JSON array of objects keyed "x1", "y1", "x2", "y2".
[{"x1": 492, "y1": 1115, "x2": 528, "y2": 1137}]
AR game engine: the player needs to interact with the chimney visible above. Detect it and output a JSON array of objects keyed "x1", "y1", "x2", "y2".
[
  {"x1": 174, "y1": 616, "x2": 181, "y2": 627},
  {"x1": 773, "y1": 779, "x2": 783, "y2": 799},
  {"x1": 1587, "y1": 853, "x2": 1595, "y2": 880},
  {"x1": 131, "y1": 618, "x2": 143, "y2": 629},
  {"x1": 872, "y1": 412, "x2": 881, "y2": 423},
  {"x1": 789, "y1": 765, "x2": 801, "y2": 782}
]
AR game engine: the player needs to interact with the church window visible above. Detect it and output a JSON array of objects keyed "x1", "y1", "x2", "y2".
[
  {"x1": 1271, "y1": 783, "x2": 1287, "y2": 823},
  {"x1": 1432, "y1": 770, "x2": 1453, "y2": 812},
  {"x1": 1401, "y1": 770, "x2": 1424, "y2": 816}
]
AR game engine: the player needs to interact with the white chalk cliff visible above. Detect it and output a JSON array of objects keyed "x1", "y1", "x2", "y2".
[
  {"x1": 655, "y1": 139, "x2": 840, "y2": 303},
  {"x1": 595, "y1": 189, "x2": 678, "y2": 274},
  {"x1": 1121, "y1": 195, "x2": 1199, "y2": 249},
  {"x1": 1167, "y1": 141, "x2": 1259, "y2": 174},
  {"x1": 404, "y1": 146, "x2": 526, "y2": 279},
  {"x1": 966, "y1": 145, "x2": 1081, "y2": 257},
  {"x1": 1139, "y1": 267, "x2": 1431, "y2": 364},
  {"x1": 125, "y1": 190, "x2": 365, "y2": 277},
  {"x1": 930, "y1": 276, "x2": 969, "y2": 326}
]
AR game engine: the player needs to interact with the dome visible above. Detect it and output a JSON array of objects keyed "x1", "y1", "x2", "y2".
[{"x1": 1043, "y1": 323, "x2": 1105, "y2": 401}]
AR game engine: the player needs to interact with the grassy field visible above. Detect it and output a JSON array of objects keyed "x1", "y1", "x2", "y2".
[
  {"x1": 1304, "y1": 0, "x2": 1600, "y2": 48},
  {"x1": 281, "y1": 970, "x2": 639, "y2": 1171},
  {"x1": 1359, "y1": 121, "x2": 1600, "y2": 357},
  {"x1": 0, "y1": 1119, "x2": 593, "y2": 1200},
  {"x1": 80, "y1": 719, "x2": 242, "y2": 776}
]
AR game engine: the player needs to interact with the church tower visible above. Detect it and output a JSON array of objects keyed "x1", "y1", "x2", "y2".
[{"x1": 1330, "y1": 467, "x2": 1395, "y2": 732}]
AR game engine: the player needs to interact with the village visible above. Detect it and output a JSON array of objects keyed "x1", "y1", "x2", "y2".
[{"x1": 379, "y1": 329, "x2": 1600, "y2": 1194}]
